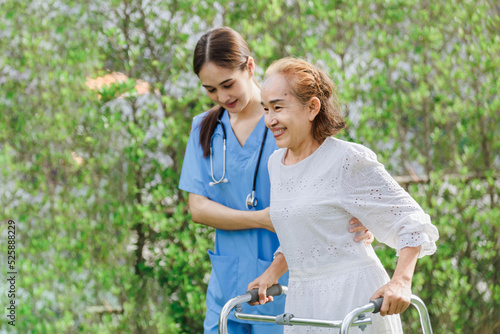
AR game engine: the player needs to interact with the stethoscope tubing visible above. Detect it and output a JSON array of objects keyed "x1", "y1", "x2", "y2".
[
  {"x1": 252, "y1": 126, "x2": 268, "y2": 193},
  {"x1": 209, "y1": 110, "x2": 229, "y2": 186},
  {"x1": 209, "y1": 137, "x2": 227, "y2": 186}
]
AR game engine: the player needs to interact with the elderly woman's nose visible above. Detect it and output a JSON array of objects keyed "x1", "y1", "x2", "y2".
[{"x1": 265, "y1": 112, "x2": 276, "y2": 127}]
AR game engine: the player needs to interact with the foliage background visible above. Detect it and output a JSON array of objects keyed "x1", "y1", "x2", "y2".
[{"x1": 0, "y1": 0, "x2": 498, "y2": 333}]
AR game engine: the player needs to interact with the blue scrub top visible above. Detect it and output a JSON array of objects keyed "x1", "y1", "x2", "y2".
[{"x1": 179, "y1": 109, "x2": 288, "y2": 319}]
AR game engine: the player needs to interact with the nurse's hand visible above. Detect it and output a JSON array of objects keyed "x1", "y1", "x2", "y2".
[
  {"x1": 349, "y1": 218, "x2": 374, "y2": 244},
  {"x1": 257, "y1": 207, "x2": 275, "y2": 232}
]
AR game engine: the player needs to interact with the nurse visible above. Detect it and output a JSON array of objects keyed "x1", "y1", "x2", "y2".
[{"x1": 179, "y1": 27, "x2": 373, "y2": 334}]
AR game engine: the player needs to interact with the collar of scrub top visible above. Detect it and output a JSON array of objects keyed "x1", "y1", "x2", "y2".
[{"x1": 209, "y1": 108, "x2": 268, "y2": 210}]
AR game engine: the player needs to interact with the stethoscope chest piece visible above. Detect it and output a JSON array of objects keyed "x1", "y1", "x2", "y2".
[{"x1": 246, "y1": 191, "x2": 258, "y2": 210}]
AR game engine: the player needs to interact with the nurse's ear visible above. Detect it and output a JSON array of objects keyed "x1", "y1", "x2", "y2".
[
  {"x1": 246, "y1": 56, "x2": 256, "y2": 78},
  {"x1": 307, "y1": 97, "x2": 321, "y2": 122}
]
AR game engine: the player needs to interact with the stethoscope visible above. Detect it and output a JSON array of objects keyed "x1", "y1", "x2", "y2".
[{"x1": 209, "y1": 109, "x2": 268, "y2": 210}]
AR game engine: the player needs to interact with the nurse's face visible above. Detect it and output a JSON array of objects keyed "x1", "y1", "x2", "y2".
[
  {"x1": 262, "y1": 74, "x2": 316, "y2": 151},
  {"x1": 198, "y1": 60, "x2": 255, "y2": 113}
]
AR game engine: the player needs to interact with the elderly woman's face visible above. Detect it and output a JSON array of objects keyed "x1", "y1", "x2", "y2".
[{"x1": 261, "y1": 74, "x2": 314, "y2": 150}]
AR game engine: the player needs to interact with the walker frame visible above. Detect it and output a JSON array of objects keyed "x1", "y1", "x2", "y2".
[{"x1": 218, "y1": 284, "x2": 433, "y2": 334}]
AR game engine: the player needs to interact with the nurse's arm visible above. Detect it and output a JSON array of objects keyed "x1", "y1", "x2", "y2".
[
  {"x1": 188, "y1": 193, "x2": 275, "y2": 232},
  {"x1": 349, "y1": 217, "x2": 375, "y2": 244}
]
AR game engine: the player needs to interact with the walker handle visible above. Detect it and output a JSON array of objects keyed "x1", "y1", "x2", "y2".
[
  {"x1": 370, "y1": 297, "x2": 384, "y2": 314},
  {"x1": 247, "y1": 284, "x2": 283, "y2": 304}
]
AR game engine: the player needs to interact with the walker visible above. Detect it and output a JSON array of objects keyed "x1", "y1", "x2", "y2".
[{"x1": 218, "y1": 284, "x2": 433, "y2": 334}]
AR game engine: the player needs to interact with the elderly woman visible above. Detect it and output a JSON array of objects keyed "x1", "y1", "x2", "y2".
[{"x1": 247, "y1": 58, "x2": 439, "y2": 333}]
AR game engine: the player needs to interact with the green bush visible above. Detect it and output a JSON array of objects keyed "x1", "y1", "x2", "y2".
[{"x1": 1, "y1": 0, "x2": 498, "y2": 333}]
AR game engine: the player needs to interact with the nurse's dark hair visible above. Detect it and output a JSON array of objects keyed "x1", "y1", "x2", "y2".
[
  {"x1": 265, "y1": 57, "x2": 346, "y2": 140},
  {"x1": 193, "y1": 26, "x2": 252, "y2": 157}
]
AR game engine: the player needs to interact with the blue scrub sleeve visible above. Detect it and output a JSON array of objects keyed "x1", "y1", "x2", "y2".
[{"x1": 179, "y1": 115, "x2": 208, "y2": 197}]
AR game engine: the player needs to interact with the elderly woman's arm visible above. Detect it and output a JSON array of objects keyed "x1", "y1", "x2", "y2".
[
  {"x1": 246, "y1": 252, "x2": 288, "y2": 305},
  {"x1": 370, "y1": 245, "x2": 421, "y2": 316}
]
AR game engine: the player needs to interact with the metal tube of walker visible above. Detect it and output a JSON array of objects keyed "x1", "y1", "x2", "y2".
[
  {"x1": 409, "y1": 295, "x2": 433, "y2": 334},
  {"x1": 235, "y1": 312, "x2": 372, "y2": 328},
  {"x1": 218, "y1": 293, "x2": 252, "y2": 334},
  {"x1": 218, "y1": 284, "x2": 285, "y2": 334},
  {"x1": 339, "y1": 295, "x2": 433, "y2": 334}
]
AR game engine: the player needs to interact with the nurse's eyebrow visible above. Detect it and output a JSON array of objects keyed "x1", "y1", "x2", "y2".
[{"x1": 202, "y1": 78, "x2": 233, "y2": 88}]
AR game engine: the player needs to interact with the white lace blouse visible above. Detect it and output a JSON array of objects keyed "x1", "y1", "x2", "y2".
[{"x1": 268, "y1": 137, "x2": 439, "y2": 333}]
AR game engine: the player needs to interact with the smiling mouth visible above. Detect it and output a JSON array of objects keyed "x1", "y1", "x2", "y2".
[
  {"x1": 271, "y1": 128, "x2": 285, "y2": 138},
  {"x1": 225, "y1": 100, "x2": 238, "y2": 108}
]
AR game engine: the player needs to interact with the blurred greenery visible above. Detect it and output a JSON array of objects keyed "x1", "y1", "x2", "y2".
[{"x1": 0, "y1": 0, "x2": 498, "y2": 333}]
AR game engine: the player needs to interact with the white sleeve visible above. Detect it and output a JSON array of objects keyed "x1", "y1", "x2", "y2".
[
  {"x1": 273, "y1": 246, "x2": 283, "y2": 259},
  {"x1": 340, "y1": 144, "x2": 439, "y2": 258}
]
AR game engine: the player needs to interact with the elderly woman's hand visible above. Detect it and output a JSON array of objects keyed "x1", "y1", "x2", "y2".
[
  {"x1": 246, "y1": 273, "x2": 277, "y2": 306},
  {"x1": 369, "y1": 277, "x2": 412, "y2": 316}
]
